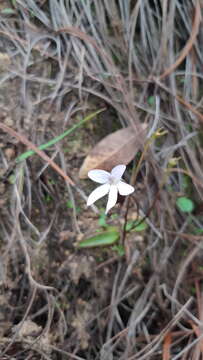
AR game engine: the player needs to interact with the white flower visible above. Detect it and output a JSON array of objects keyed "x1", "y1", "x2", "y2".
[{"x1": 87, "y1": 164, "x2": 134, "y2": 214}]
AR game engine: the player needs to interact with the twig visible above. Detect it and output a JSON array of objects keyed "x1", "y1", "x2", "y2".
[{"x1": 0, "y1": 122, "x2": 75, "y2": 186}]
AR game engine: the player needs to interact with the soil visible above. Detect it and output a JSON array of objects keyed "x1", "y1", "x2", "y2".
[{"x1": 0, "y1": 1, "x2": 203, "y2": 359}]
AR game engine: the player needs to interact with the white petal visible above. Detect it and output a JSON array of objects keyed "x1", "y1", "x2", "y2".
[
  {"x1": 117, "y1": 181, "x2": 134, "y2": 196},
  {"x1": 105, "y1": 185, "x2": 118, "y2": 214},
  {"x1": 87, "y1": 184, "x2": 110, "y2": 206},
  {"x1": 88, "y1": 169, "x2": 110, "y2": 184},
  {"x1": 111, "y1": 165, "x2": 126, "y2": 180}
]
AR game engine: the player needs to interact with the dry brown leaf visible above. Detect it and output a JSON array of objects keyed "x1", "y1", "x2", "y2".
[{"x1": 79, "y1": 125, "x2": 147, "y2": 178}]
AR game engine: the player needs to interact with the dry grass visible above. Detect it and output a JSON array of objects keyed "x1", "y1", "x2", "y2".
[{"x1": 0, "y1": 0, "x2": 203, "y2": 359}]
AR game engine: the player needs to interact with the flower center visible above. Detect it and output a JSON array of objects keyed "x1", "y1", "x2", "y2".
[{"x1": 108, "y1": 176, "x2": 119, "y2": 185}]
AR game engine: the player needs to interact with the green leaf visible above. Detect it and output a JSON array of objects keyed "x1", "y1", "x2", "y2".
[
  {"x1": 66, "y1": 200, "x2": 74, "y2": 209},
  {"x1": 125, "y1": 221, "x2": 134, "y2": 231},
  {"x1": 78, "y1": 229, "x2": 119, "y2": 248},
  {"x1": 181, "y1": 175, "x2": 191, "y2": 191},
  {"x1": 45, "y1": 195, "x2": 52, "y2": 203},
  {"x1": 148, "y1": 96, "x2": 155, "y2": 106},
  {"x1": 66, "y1": 200, "x2": 81, "y2": 213},
  {"x1": 126, "y1": 219, "x2": 148, "y2": 232},
  {"x1": 110, "y1": 213, "x2": 118, "y2": 220},
  {"x1": 112, "y1": 244, "x2": 125, "y2": 256},
  {"x1": 98, "y1": 212, "x2": 107, "y2": 227},
  {"x1": 1, "y1": 8, "x2": 15, "y2": 15},
  {"x1": 176, "y1": 197, "x2": 195, "y2": 213},
  {"x1": 133, "y1": 221, "x2": 148, "y2": 232},
  {"x1": 193, "y1": 227, "x2": 203, "y2": 235}
]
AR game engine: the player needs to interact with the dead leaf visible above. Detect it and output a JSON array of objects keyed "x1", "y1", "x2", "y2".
[{"x1": 79, "y1": 125, "x2": 147, "y2": 179}]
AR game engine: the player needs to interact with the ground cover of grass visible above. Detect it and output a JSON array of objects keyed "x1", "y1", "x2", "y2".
[{"x1": 0, "y1": 1, "x2": 203, "y2": 359}]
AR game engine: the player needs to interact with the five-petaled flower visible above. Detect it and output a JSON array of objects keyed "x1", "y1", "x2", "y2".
[{"x1": 87, "y1": 165, "x2": 134, "y2": 214}]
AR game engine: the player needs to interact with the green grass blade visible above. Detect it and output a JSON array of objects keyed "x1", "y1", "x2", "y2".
[{"x1": 16, "y1": 108, "x2": 105, "y2": 162}]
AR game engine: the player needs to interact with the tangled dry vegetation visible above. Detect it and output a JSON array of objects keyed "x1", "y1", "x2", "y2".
[{"x1": 0, "y1": 0, "x2": 203, "y2": 359}]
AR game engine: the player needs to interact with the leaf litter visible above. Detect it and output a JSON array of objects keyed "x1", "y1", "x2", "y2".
[{"x1": 0, "y1": 1, "x2": 203, "y2": 359}]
